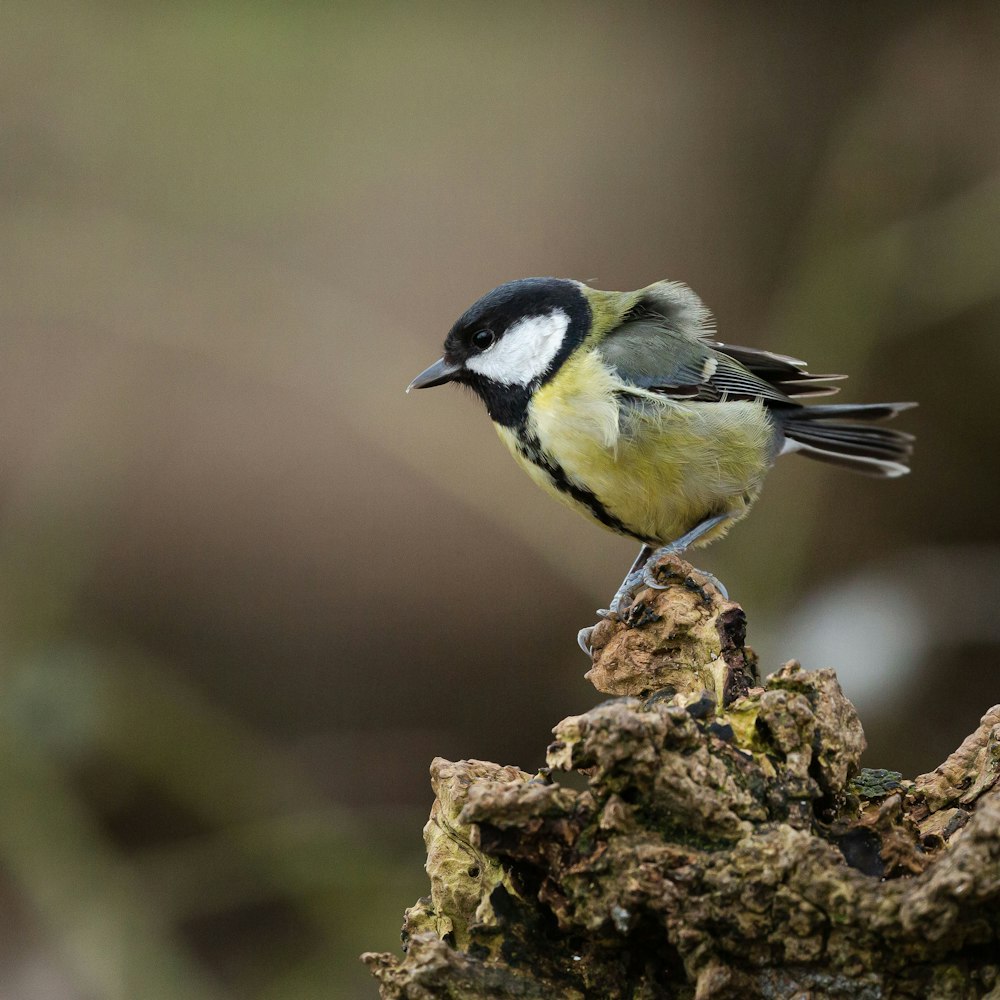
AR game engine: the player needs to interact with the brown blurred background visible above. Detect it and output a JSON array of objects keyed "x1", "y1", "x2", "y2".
[{"x1": 2, "y1": 2, "x2": 1000, "y2": 997}]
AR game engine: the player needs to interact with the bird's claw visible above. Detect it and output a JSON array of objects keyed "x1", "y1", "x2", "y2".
[
  {"x1": 644, "y1": 564, "x2": 729, "y2": 599},
  {"x1": 602, "y1": 570, "x2": 646, "y2": 619},
  {"x1": 698, "y1": 570, "x2": 729, "y2": 599}
]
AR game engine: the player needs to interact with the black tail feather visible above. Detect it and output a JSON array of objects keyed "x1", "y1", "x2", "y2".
[
  {"x1": 780, "y1": 402, "x2": 916, "y2": 478},
  {"x1": 787, "y1": 401, "x2": 916, "y2": 422}
]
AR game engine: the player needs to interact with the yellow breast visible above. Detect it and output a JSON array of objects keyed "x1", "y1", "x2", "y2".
[{"x1": 495, "y1": 349, "x2": 776, "y2": 547}]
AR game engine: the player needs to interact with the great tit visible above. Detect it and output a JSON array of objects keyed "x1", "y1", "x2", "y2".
[{"x1": 408, "y1": 278, "x2": 914, "y2": 631}]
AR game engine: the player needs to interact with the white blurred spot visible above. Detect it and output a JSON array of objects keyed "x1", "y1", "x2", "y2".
[{"x1": 760, "y1": 546, "x2": 1000, "y2": 714}]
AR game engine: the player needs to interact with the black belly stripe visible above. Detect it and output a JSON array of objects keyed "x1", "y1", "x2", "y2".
[{"x1": 514, "y1": 432, "x2": 646, "y2": 541}]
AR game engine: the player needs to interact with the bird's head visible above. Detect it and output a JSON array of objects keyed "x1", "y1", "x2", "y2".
[{"x1": 407, "y1": 277, "x2": 592, "y2": 425}]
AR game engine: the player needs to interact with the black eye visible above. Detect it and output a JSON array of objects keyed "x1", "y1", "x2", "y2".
[{"x1": 471, "y1": 329, "x2": 495, "y2": 351}]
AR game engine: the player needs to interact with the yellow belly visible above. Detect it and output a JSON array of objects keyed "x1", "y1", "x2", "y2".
[{"x1": 495, "y1": 350, "x2": 775, "y2": 547}]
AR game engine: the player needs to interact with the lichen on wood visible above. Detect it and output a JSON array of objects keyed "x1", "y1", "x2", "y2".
[{"x1": 363, "y1": 555, "x2": 1000, "y2": 999}]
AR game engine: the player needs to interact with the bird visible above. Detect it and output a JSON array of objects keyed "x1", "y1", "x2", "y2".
[{"x1": 407, "y1": 277, "x2": 914, "y2": 646}]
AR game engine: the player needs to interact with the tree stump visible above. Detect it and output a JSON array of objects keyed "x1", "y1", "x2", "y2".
[{"x1": 363, "y1": 555, "x2": 1000, "y2": 999}]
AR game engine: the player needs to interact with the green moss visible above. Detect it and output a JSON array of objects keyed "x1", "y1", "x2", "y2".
[{"x1": 850, "y1": 768, "x2": 905, "y2": 800}]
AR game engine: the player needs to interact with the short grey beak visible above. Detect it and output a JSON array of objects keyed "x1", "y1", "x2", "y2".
[{"x1": 406, "y1": 357, "x2": 462, "y2": 392}]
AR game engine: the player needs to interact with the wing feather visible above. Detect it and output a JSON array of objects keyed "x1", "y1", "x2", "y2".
[{"x1": 595, "y1": 284, "x2": 843, "y2": 406}]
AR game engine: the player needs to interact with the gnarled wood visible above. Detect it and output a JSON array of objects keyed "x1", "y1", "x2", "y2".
[{"x1": 364, "y1": 555, "x2": 1000, "y2": 999}]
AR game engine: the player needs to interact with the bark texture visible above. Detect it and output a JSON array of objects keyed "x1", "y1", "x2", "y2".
[{"x1": 363, "y1": 556, "x2": 1000, "y2": 999}]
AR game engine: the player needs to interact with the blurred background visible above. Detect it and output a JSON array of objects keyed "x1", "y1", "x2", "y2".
[{"x1": 2, "y1": 2, "x2": 999, "y2": 997}]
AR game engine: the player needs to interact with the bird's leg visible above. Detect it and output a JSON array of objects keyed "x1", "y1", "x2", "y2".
[
  {"x1": 599, "y1": 513, "x2": 733, "y2": 618},
  {"x1": 582, "y1": 547, "x2": 652, "y2": 651},
  {"x1": 596, "y1": 544, "x2": 654, "y2": 620},
  {"x1": 585, "y1": 513, "x2": 736, "y2": 650},
  {"x1": 640, "y1": 512, "x2": 733, "y2": 597}
]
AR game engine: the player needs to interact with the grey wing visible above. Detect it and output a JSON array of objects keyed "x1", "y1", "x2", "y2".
[
  {"x1": 707, "y1": 341, "x2": 845, "y2": 399},
  {"x1": 597, "y1": 286, "x2": 844, "y2": 403}
]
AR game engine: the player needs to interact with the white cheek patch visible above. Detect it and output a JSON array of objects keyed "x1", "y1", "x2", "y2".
[{"x1": 465, "y1": 309, "x2": 570, "y2": 386}]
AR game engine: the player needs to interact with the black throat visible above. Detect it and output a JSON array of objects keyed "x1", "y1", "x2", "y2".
[{"x1": 469, "y1": 380, "x2": 533, "y2": 427}]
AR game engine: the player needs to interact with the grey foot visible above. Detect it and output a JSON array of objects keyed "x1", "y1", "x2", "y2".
[
  {"x1": 638, "y1": 513, "x2": 733, "y2": 593},
  {"x1": 642, "y1": 563, "x2": 729, "y2": 599},
  {"x1": 606, "y1": 567, "x2": 648, "y2": 619},
  {"x1": 697, "y1": 569, "x2": 729, "y2": 599}
]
